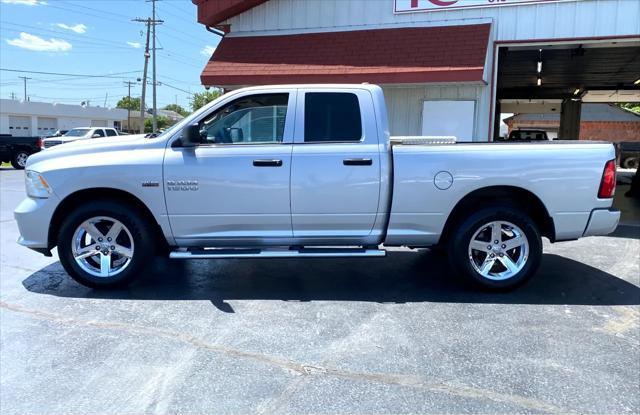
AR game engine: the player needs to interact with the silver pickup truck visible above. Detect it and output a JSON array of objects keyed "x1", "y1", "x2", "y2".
[{"x1": 15, "y1": 84, "x2": 620, "y2": 290}]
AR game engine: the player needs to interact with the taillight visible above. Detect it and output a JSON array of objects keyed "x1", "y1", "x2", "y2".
[
  {"x1": 37, "y1": 138, "x2": 43, "y2": 148},
  {"x1": 598, "y1": 159, "x2": 616, "y2": 199}
]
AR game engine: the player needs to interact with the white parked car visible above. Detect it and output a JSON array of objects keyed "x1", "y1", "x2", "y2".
[
  {"x1": 16, "y1": 84, "x2": 619, "y2": 290},
  {"x1": 41, "y1": 127, "x2": 121, "y2": 149}
]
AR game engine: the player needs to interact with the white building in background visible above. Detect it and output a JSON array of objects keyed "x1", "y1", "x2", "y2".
[
  {"x1": 195, "y1": 0, "x2": 640, "y2": 141},
  {"x1": 0, "y1": 99, "x2": 127, "y2": 137}
]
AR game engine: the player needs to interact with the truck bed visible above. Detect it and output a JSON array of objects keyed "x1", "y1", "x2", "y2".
[{"x1": 385, "y1": 139, "x2": 615, "y2": 246}]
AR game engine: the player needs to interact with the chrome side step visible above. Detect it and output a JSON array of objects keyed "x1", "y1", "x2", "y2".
[{"x1": 169, "y1": 247, "x2": 386, "y2": 259}]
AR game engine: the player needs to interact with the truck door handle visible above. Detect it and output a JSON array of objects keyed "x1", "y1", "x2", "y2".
[
  {"x1": 343, "y1": 158, "x2": 372, "y2": 166},
  {"x1": 253, "y1": 159, "x2": 282, "y2": 167}
]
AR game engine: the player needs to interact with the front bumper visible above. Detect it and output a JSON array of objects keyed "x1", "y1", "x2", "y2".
[
  {"x1": 583, "y1": 208, "x2": 620, "y2": 237},
  {"x1": 14, "y1": 195, "x2": 60, "y2": 252}
]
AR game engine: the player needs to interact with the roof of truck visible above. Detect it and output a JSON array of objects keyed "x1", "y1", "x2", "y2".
[{"x1": 230, "y1": 83, "x2": 384, "y2": 91}]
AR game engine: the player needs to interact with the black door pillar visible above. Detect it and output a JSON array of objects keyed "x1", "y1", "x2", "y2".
[{"x1": 493, "y1": 100, "x2": 502, "y2": 141}]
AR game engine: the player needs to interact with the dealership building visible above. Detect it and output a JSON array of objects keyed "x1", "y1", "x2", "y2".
[
  {"x1": 0, "y1": 99, "x2": 127, "y2": 137},
  {"x1": 193, "y1": 0, "x2": 640, "y2": 141}
]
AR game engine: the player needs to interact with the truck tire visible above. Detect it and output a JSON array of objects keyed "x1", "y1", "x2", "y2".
[
  {"x1": 447, "y1": 205, "x2": 542, "y2": 291},
  {"x1": 622, "y1": 156, "x2": 639, "y2": 170},
  {"x1": 57, "y1": 200, "x2": 156, "y2": 288},
  {"x1": 11, "y1": 150, "x2": 30, "y2": 169}
]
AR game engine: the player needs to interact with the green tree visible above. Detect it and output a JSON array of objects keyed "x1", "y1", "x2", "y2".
[
  {"x1": 162, "y1": 103, "x2": 189, "y2": 117},
  {"x1": 618, "y1": 103, "x2": 640, "y2": 114},
  {"x1": 190, "y1": 89, "x2": 222, "y2": 112},
  {"x1": 116, "y1": 96, "x2": 141, "y2": 111},
  {"x1": 144, "y1": 116, "x2": 170, "y2": 133}
]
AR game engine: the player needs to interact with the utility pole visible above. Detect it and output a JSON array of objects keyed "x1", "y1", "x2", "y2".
[
  {"x1": 151, "y1": 0, "x2": 158, "y2": 133},
  {"x1": 18, "y1": 76, "x2": 31, "y2": 101},
  {"x1": 133, "y1": 17, "x2": 152, "y2": 134},
  {"x1": 134, "y1": 8, "x2": 162, "y2": 134},
  {"x1": 124, "y1": 81, "x2": 136, "y2": 132}
]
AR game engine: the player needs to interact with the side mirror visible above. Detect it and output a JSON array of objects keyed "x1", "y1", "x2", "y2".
[
  {"x1": 91, "y1": 133, "x2": 101, "y2": 138},
  {"x1": 181, "y1": 123, "x2": 203, "y2": 147}
]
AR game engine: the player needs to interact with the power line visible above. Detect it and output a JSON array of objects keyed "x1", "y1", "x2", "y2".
[
  {"x1": 0, "y1": 69, "x2": 141, "y2": 79},
  {"x1": 54, "y1": 0, "x2": 132, "y2": 20},
  {"x1": 160, "y1": 74, "x2": 201, "y2": 87},
  {"x1": 161, "y1": 1, "x2": 196, "y2": 21},
  {"x1": 160, "y1": 81, "x2": 194, "y2": 96},
  {"x1": 41, "y1": 3, "x2": 131, "y2": 24},
  {"x1": 0, "y1": 21, "x2": 136, "y2": 50},
  {"x1": 158, "y1": 8, "x2": 192, "y2": 26}
]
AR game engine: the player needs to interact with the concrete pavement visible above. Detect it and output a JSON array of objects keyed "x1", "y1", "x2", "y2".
[{"x1": 1, "y1": 167, "x2": 638, "y2": 414}]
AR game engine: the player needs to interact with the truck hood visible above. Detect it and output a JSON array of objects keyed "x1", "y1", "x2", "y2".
[{"x1": 27, "y1": 134, "x2": 159, "y2": 169}]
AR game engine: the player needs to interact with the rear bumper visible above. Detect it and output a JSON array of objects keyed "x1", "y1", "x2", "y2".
[{"x1": 583, "y1": 208, "x2": 620, "y2": 237}]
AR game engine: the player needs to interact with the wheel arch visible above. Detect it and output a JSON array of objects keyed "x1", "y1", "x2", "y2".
[
  {"x1": 439, "y1": 185, "x2": 555, "y2": 245},
  {"x1": 48, "y1": 187, "x2": 168, "y2": 250}
]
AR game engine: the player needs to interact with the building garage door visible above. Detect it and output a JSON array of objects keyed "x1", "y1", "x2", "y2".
[
  {"x1": 91, "y1": 120, "x2": 107, "y2": 127},
  {"x1": 37, "y1": 117, "x2": 57, "y2": 136},
  {"x1": 8, "y1": 116, "x2": 31, "y2": 137}
]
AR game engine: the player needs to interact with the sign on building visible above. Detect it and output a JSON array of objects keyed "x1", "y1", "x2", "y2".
[{"x1": 395, "y1": 0, "x2": 568, "y2": 13}]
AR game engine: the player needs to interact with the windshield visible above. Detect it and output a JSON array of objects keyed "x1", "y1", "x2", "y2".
[{"x1": 63, "y1": 128, "x2": 91, "y2": 137}]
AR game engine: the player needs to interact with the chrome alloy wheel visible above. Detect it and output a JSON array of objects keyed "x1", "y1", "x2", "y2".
[
  {"x1": 467, "y1": 220, "x2": 529, "y2": 281},
  {"x1": 71, "y1": 216, "x2": 134, "y2": 278},
  {"x1": 15, "y1": 152, "x2": 28, "y2": 167}
]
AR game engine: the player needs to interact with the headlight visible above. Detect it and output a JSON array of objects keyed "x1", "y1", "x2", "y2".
[{"x1": 25, "y1": 171, "x2": 52, "y2": 198}]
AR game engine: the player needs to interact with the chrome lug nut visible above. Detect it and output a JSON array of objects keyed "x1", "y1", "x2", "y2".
[
  {"x1": 98, "y1": 237, "x2": 103, "y2": 242},
  {"x1": 110, "y1": 246, "x2": 115, "y2": 250},
  {"x1": 494, "y1": 240, "x2": 499, "y2": 244},
  {"x1": 501, "y1": 244, "x2": 506, "y2": 249},
  {"x1": 95, "y1": 246, "x2": 100, "y2": 250},
  {"x1": 107, "y1": 237, "x2": 112, "y2": 242},
  {"x1": 487, "y1": 245, "x2": 492, "y2": 250}
]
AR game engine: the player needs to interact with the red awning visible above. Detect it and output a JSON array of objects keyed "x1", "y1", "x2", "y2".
[{"x1": 201, "y1": 24, "x2": 491, "y2": 87}]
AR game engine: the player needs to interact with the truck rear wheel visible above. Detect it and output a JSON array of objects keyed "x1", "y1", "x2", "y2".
[
  {"x1": 447, "y1": 205, "x2": 542, "y2": 291},
  {"x1": 57, "y1": 200, "x2": 156, "y2": 288}
]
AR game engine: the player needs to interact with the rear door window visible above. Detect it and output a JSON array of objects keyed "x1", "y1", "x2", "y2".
[
  {"x1": 304, "y1": 93, "x2": 362, "y2": 142},
  {"x1": 93, "y1": 129, "x2": 105, "y2": 137},
  {"x1": 106, "y1": 129, "x2": 117, "y2": 137}
]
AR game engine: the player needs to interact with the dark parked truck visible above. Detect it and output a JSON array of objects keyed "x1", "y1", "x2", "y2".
[{"x1": 0, "y1": 134, "x2": 41, "y2": 169}]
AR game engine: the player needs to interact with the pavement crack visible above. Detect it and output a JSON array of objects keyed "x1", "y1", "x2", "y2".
[
  {"x1": 0, "y1": 300, "x2": 307, "y2": 376},
  {"x1": 1, "y1": 300, "x2": 574, "y2": 413}
]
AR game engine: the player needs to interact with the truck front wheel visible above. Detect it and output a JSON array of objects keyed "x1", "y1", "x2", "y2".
[
  {"x1": 447, "y1": 206, "x2": 542, "y2": 291},
  {"x1": 11, "y1": 150, "x2": 30, "y2": 169},
  {"x1": 57, "y1": 200, "x2": 156, "y2": 288}
]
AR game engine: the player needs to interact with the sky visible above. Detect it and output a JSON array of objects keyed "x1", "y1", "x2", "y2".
[{"x1": 0, "y1": 0, "x2": 221, "y2": 110}]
